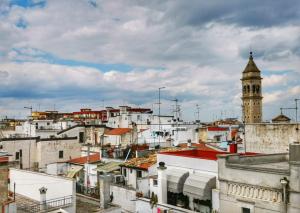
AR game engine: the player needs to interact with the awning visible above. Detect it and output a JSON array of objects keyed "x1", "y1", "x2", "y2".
[
  {"x1": 183, "y1": 173, "x2": 216, "y2": 200},
  {"x1": 167, "y1": 169, "x2": 189, "y2": 193},
  {"x1": 95, "y1": 162, "x2": 121, "y2": 173},
  {"x1": 66, "y1": 165, "x2": 83, "y2": 178}
]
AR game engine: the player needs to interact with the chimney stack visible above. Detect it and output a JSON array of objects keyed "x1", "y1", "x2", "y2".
[{"x1": 157, "y1": 162, "x2": 167, "y2": 204}]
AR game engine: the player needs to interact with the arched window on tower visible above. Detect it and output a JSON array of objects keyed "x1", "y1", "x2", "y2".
[
  {"x1": 243, "y1": 86, "x2": 246, "y2": 93},
  {"x1": 252, "y1": 85, "x2": 256, "y2": 93},
  {"x1": 247, "y1": 85, "x2": 250, "y2": 93},
  {"x1": 256, "y1": 85, "x2": 260, "y2": 93}
]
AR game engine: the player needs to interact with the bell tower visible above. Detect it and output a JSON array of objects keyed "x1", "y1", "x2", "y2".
[{"x1": 241, "y1": 52, "x2": 263, "y2": 123}]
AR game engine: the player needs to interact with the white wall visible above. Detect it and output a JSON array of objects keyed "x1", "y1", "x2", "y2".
[
  {"x1": 46, "y1": 163, "x2": 68, "y2": 176},
  {"x1": 84, "y1": 163, "x2": 98, "y2": 187},
  {"x1": 110, "y1": 185, "x2": 136, "y2": 213},
  {"x1": 157, "y1": 154, "x2": 218, "y2": 174},
  {"x1": 9, "y1": 168, "x2": 75, "y2": 201},
  {"x1": 137, "y1": 178, "x2": 150, "y2": 197}
]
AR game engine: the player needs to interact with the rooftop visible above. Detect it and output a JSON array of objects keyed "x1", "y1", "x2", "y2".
[
  {"x1": 121, "y1": 154, "x2": 157, "y2": 170},
  {"x1": 178, "y1": 142, "x2": 217, "y2": 152},
  {"x1": 159, "y1": 149, "x2": 227, "y2": 161},
  {"x1": 219, "y1": 152, "x2": 288, "y2": 174},
  {"x1": 68, "y1": 153, "x2": 101, "y2": 165},
  {"x1": 105, "y1": 128, "x2": 132, "y2": 135},
  {"x1": 243, "y1": 52, "x2": 261, "y2": 73}
]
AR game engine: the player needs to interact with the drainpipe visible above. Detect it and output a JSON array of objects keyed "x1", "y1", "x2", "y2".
[{"x1": 280, "y1": 177, "x2": 288, "y2": 213}]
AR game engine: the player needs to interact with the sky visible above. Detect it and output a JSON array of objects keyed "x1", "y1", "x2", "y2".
[{"x1": 0, "y1": 0, "x2": 300, "y2": 121}]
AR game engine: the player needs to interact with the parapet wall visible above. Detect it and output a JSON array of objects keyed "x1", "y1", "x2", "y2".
[{"x1": 245, "y1": 123, "x2": 300, "y2": 153}]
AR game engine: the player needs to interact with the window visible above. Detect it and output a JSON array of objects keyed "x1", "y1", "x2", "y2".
[
  {"x1": 252, "y1": 85, "x2": 256, "y2": 93},
  {"x1": 243, "y1": 86, "x2": 246, "y2": 93},
  {"x1": 153, "y1": 179, "x2": 158, "y2": 186},
  {"x1": 242, "y1": 207, "x2": 251, "y2": 213},
  {"x1": 79, "y1": 132, "x2": 84, "y2": 143},
  {"x1": 59, "y1": 151, "x2": 64, "y2": 159},
  {"x1": 130, "y1": 169, "x2": 133, "y2": 173},
  {"x1": 47, "y1": 122, "x2": 50, "y2": 126},
  {"x1": 123, "y1": 168, "x2": 127, "y2": 177},
  {"x1": 16, "y1": 152, "x2": 19, "y2": 160},
  {"x1": 256, "y1": 85, "x2": 260, "y2": 93},
  {"x1": 137, "y1": 170, "x2": 142, "y2": 178}
]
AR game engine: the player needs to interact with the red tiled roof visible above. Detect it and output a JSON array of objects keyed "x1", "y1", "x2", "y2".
[
  {"x1": 159, "y1": 149, "x2": 226, "y2": 161},
  {"x1": 105, "y1": 128, "x2": 132, "y2": 135},
  {"x1": 0, "y1": 156, "x2": 9, "y2": 163},
  {"x1": 68, "y1": 154, "x2": 100, "y2": 165},
  {"x1": 207, "y1": 127, "x2": 228, "y2": 131}
]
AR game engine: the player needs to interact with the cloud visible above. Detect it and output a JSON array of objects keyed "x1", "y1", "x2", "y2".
[
  {"x1": 263, "y1": 74, "x2": 288, "y2": 87},
  {"x1": 0, "y1": 1, "x2": 299, "y2": 121}
]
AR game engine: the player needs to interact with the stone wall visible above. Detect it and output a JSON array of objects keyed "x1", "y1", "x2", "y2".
[
  {"x1": 245, "y1": 123, "x2": 300, "y2": 153},
  {"x1": 36, "y1": 138, "x2": 81, "y2": 169},
  {"x1": 0, "y1": 164, "x2": 8, "y2": 204}
]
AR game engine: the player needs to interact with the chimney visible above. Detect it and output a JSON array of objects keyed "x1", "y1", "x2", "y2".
[
  {"x1": 187, "y1": 139, "x2": 192, "y2": 147},
  {"x1": 228, "y1": 143, "x2": 238, "y2": 153},
  {"x1": 157, "y1": 162, "x2": 167, "y2": 204},
  {"x1": 39, "y1": 187, "x2": 47, "y2": 210}
]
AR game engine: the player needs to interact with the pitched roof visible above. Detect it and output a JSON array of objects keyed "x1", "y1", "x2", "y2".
[
  {"x1": 243, "y1": 52, "x2": 261, "y2": 73},
  {"x1": 96, "y1": 162, "x2": 121, "y2": 173},
  {"x1": 105, "y1": 128, "x2": 132, "y2": 135},
  {"x1": 121, "y1": 154, "x2": 157, "y2": 171},
  {"x1": 68, "y1": 153, "x2": 100, "y2": 165},
  {"x1": 272, "y1": 114, "x2": 291, "y2": 123}
]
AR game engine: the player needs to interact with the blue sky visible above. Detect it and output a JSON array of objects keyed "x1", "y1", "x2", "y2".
[{"x1": 0, "y1": 0, "x2": 300, "y2": 121}]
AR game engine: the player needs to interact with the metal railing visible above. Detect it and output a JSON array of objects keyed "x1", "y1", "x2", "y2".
[{"x1": 18, "y1": 195, "x2": 73, "y2": 213}]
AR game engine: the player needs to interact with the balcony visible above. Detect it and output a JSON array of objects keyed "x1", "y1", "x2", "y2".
[{"x1": 16, "y1": 195, "x2": 73, "y2": 213}]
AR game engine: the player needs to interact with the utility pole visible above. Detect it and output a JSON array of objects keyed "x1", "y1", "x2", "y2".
[
  {"x1": 158, "y1": 87, "x2": 166, "y2": 146},
  {"x1": 196, "y1": 104, "x2": 200, "y2": 122},
  {"x1": 295, "y1": 99, "x2": 300, "y2": 123}
]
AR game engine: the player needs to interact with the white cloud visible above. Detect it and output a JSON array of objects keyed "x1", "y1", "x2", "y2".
[
  {"x1": 263, "y1": 74, "x2": 288, "y2": 87},
  {"x1": 0, "y1": 1, "x2": 299, "y2": 121}
]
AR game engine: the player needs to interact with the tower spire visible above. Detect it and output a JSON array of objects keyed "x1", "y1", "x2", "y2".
[{"x1": 241, "y1": 51, "x2": 263, "y2": 123}]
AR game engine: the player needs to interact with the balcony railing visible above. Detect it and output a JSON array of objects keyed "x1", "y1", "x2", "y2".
[{"x1": 17, "y1": 195, "x2": 73, "y2": 213}]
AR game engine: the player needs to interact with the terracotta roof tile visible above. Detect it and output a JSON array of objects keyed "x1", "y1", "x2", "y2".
[
  {"x1": 105, "y1": 128, "x2": 132, "y2": 135},
  {"x1": 121, "y1": 154, "x2": 157, "y2": 170},
  {"x1": 68, "y1": 153, "x2": 100, "y2": 165}
]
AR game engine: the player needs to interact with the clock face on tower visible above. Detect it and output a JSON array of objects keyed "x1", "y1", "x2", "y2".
[{"x1": 241, "y1": 52, "x2": 263, "y2": 123}]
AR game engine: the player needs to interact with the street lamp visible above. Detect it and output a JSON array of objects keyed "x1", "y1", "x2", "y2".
[{"x1": 158, "y1": 87, "x2": 166, "y2": 146}]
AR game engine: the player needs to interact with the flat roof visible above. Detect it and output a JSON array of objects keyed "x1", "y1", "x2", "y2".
[{"x1": 159, "y1": 149, "x2": 226, "y2": 161}]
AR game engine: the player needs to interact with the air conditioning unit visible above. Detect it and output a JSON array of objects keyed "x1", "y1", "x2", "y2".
[{"x1": 114, "y1": 175, "x2": 124, "y2": 184}]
